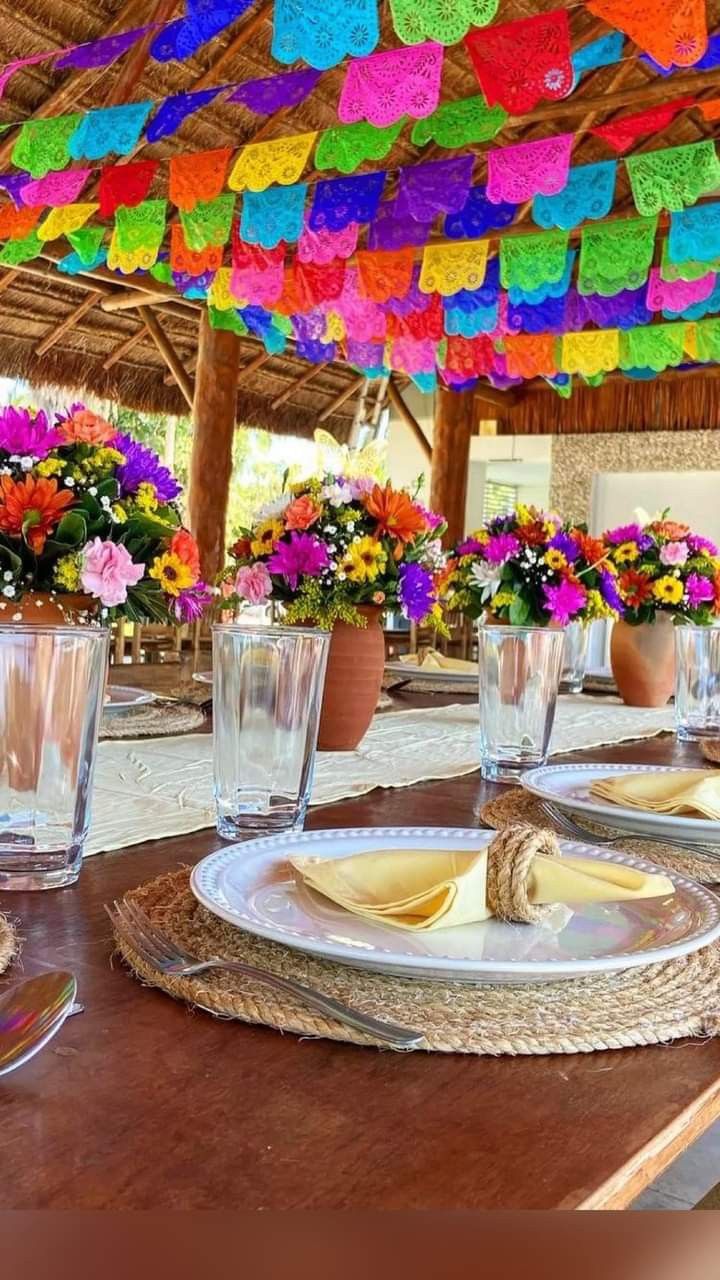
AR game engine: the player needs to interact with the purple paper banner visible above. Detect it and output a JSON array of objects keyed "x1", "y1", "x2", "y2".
[{"x1": 228, "y1": 68, "x2": 322, "y2": 115}]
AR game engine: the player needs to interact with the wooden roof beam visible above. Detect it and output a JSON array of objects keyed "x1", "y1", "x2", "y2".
[
  {"x1": 271, "y1": 362, "x2": 327, "y2": 409},
  {"x1": 104, "y1": 0, "x2": 179, "y2": 108},
  {"x1": 387, "y1": 377, "x2": 431, "y2": 462},
  {"x1": 35, "y1": 290, "x2": 101, "y2": 357},
  {"x1": 102, "y1": 326, "x2": 149, "y2": 370},
  {"x1": 138, "y1": 305, "x2": 194, "y2": 408},
  {"x1": 236, "y1": 350, "x2": 272, "y2": 385},
  {"x1": 317, "y1": 374, "x2": 366, "y2": 423}
]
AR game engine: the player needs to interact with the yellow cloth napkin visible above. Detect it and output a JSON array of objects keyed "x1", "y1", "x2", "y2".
[
  {"x1": 289, "y1": 848, "x2": 674, "y2": 931},
  {"x1": 399, "y1": 649, "x2": 477, "y2": 673},
  {"x1": 590, "y1": 770, "x2": 720, "y2": 821}
]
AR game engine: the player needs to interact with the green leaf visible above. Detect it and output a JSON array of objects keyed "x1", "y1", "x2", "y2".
[
  {"x1": 53, "y1": 511, "x2": 87, "y2": 547},
  {"x1": 509, "y1": 596, "x2": 530, "y2": 626}
]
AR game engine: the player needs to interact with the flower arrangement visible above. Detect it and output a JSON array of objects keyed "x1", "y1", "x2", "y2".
[
  {"x1": 604, "y1": 515, "x2": 720, "y2": 624},
  {"x1": 443, "y1": 504, "x2": 623, "y2": 627},
  {"x1": 223, "y1": 473, "x2": 447, "y2": 630},
  {"x1": 0, "y1": 403, "x2": 211, "y2": 621}
]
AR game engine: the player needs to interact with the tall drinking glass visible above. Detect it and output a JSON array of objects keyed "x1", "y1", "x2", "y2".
[
  {"x1": 213, "y1": 624, "x2": 329, "y2": 838},
  {"x1": 477, "y1": 624, "x2": 565, "y2": 784},
  {"x1": 0, "y1": 624, "x2": 109, "y2": 890},
  {"x1": 675, "y1": 624, "x2": 720, "y2": 741},
  {"x1": 560, "y1": 621, "x2": 588, "y2": 695}
]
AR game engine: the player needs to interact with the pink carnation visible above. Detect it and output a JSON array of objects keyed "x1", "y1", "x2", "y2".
[
  {"x1": 235, "y1": 562, "x2": 272, "y2": 605},
  {"x1": 659, "y1": 541, "x2": 688, "y2": 567},
  {"x1": 80, "y1": 537, "x2": 145, "y2": 607}
]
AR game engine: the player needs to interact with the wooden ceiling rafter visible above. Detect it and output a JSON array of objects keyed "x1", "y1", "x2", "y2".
[
  {"x1": 271, "y1": 361, "x2": 328, "y2": 408},
  {"x1": 35, "y1": 288, "x2": 101, "y2": 356},
  {"x1": 138, "y1": 304, "x2": 195, "y2": 407},
  {"x1": 102, "y1": 324, "x2": 150, "y2": 370}
]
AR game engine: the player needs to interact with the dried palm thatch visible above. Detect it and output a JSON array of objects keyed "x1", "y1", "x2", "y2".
[{"x1": 0, "y1": 0, "x2": 719, "y2": 431}]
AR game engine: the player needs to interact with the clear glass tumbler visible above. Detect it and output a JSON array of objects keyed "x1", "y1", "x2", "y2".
[
  {"x1": 213, "y1": 624, "x2": 329, "y2": 838},
  {"x1": 0, "y1": 624, "x2": 109, "y2": 890},
  {"x1": 674, "y1": 624, "x2": 720, "y2": 742},
  {"x1": 560, "y1": 621, "x2": 589, "y2": 695},
  {"x1": 477, "y1": 624, "x2": 565, "y2": 784}
]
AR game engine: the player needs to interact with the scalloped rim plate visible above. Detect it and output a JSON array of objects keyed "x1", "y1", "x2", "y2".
[
  {"x1": 385, "y1": 660, "x2": 477, "y2": 688},
  {"x1": 104, "y1": 685, "x2": 156, "y2": 713},
  {"x1": 522, "y1": 763, "x2": 720, "y2": 844},
  {"x1": 190, "y1": 826, "x2": 720, "y2": 984}
]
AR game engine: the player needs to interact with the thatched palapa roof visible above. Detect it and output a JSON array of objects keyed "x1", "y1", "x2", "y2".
[{"x1": 2, "y1": 0, "x2": 720, "y2": 433}]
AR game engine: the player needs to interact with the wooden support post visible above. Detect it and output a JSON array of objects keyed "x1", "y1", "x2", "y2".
[
  {"x1": 138, "y1": 306, "x2": 195, "y2": 408},
  {"x1": 188, "y1": 311, "x2": 242, "y2": 580},
  {"x1": 430, "y1": 387, "x2": 475, "y2": 548}
]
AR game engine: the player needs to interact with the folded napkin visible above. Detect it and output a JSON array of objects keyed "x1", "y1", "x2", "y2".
[
  {"x1": 399, "y1": 648, "x2": 477, "y2": 673},
  {"x1": 590, "y1": 770, "x2": 720, "y2": 821},
  {"x1": 289, "y1": 826, "x2": 674, "y2": 931}
]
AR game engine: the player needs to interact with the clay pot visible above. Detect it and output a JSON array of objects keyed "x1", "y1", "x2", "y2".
[
  {"x1": 317, "y1": 605, "x2": 385, "y2": 752},
  {"x1": 2, "y1": 592, "x2": 97, "y2": 625},
  {"x1": 610, "y1": 614, "x2": 676, "y2": 707}
]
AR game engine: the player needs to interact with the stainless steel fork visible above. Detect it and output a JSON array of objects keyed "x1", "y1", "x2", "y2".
[
  {"x1": 106, "y1": 897, "x2": 425, "y2": 1050},
  {"x1": 538, "y1": 800, "x2": 720, "y2": 858}
]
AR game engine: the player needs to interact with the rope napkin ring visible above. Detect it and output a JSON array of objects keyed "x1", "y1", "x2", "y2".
[{"x1": 485, "y1": 824, "x2": 560, "y2": 924}]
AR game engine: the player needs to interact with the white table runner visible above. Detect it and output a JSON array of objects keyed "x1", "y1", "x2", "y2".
[{"x1": 85, "y1": 696, "x2": 675, "y2": 857}]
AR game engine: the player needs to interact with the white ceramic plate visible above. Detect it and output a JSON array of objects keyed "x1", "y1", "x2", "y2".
[
  {"x1": 192, "y1": 672, "x2": 212, "y2": 685},
  {"x1": 385, "y1": 659, "x2": 477, "y2": 689},
  {"x1": 522, "y1": 763, "x2": 720, "y2": 844},
  {"x1": 104, "y1": 685, "x2": 156, "y2": 713},
  {"x1": 189, "y1": 826, "x2": 720, "y2": 984}
]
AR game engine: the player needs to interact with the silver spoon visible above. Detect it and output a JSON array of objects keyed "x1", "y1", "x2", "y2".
[{"x1": 0, "y1": 971, "x2": 77, "y2": 1078}]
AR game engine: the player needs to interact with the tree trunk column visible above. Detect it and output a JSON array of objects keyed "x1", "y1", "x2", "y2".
[
  {"x1": 188, "y1": 312, "x2": 242, "y2": 581},
  {"x1": 430, "y1": 387, "x2": 475, "y2": 548}
]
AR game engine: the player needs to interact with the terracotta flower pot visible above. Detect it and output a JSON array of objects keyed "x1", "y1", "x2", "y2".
[
  {"x1": 1, "y1": 592, "x2": 97, "y2": 625},
  {"x1": 610, "y1": 615, "x2": 676, "y2": 707},
  {"x1": 317, "y1": 605, "x2": 385, "y2": 752}
]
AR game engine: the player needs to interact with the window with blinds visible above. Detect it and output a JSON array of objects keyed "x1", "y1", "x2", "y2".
[{"x1": 483, "y1": 482, "x2": 517, "y2": 521}]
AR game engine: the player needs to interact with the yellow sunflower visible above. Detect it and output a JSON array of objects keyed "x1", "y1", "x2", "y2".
[
  {"x1": 149, "y1": 552, "x2": 195, "y2": 597},
  {"x1": 652, "y1": 575, "x2": 684, "y2": 605},
  {"x1": 544, "y1": 548, "x2": 567, "y2": 571},
  {"x1": 341, "y1": 536, "x2": 387, "y2": 583},
  {"x1": 251, "y1": 518, "x2": 284, "y2": 558},
  {"x1": 613, "y1": 540, "x2": 640, "y2": 566}
]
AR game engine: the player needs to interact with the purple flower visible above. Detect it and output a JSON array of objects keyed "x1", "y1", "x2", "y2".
[
  {"x1": 112, "y1": 433, "x2": 182, "y2": 502},
  {"x1": 266, "y1": 532, "x2": 329, "y2": 590},
  {"x1": 398, "y1": 561, "x2": 435, "y2": 623},
  {"x1": 171, "y1": 582, "x2": 213, "y2": 622},
  {"x1": 485, "y1": 533, "x2": 520, "y2": 566},
  {"x1": 688, "y1": 534, "x2": 719, "y2": 557},
  {"x1": 0, "y1": 406, "x2": 62, "y2": 459},
  {"x1": 542, "y1": 578, "x2": 587, "y2": 625},
  {"x1": 685, "y1": 572, "x2": 715, "y2": 609},
  {"x1": 549, "y1": 531, "x2": 580, "y2": 563},
  {"x1": 457, "y1": 537, "x2": 486, "y2": 557},
  {"x1": 415, "y1": 503, "x2": 444, "y2": 532},
  {"x1": 599, "y1": 569, "x2": 624, "y2": 614},
  {"x1": 606, "y1": 522, "x2": 644, "y2": 545}
]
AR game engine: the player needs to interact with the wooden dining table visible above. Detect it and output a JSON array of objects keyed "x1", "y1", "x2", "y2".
[{"x1": 2, "y1": 687, "x2": 719, "y2": 1210}]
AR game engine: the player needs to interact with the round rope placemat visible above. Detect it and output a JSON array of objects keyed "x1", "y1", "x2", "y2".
[
  {"x1": 100, "y1": 701, "x2": 206, "y2": 740},
  {"x1": 112, "y1": 868, "x2": 720, "y2": 1056},
  {"x1": 701, "y1": 741, "x2": 720, "y2": 766},
  {"x1": 0, "y1": 913, "x2": 18, "y2": 974},
  {"x1": 480, "y1": 790, "x2": 720, "y2": 885}
]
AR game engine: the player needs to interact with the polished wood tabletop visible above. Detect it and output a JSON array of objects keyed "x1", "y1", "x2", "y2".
[{"x1": 2, "y1": 692, "x2": 718, "y2": 1210}]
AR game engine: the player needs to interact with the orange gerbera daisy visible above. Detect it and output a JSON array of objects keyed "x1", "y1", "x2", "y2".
[
  {"x1": 618, "y1": 568, "x2": 654, "y2": 610},
  {"x1": 0, "y1": 474, "x2": 74, "y2": 553},
  {"x1": 649, "y1": 519, "x2": 690, "y2": 541},
  {"x1": 364, "y1": 483, "x2": 427, "y2": 544},
  {"x1": 59, "y1": 409, "x2": 115, "y2": 445},
  {"x1": 575, "y1": 532, "x2": 608, "y2": 567}
]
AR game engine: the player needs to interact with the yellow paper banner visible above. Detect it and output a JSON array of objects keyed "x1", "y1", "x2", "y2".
[
  {"x1": 418, "y1": 240, "x2": 489, "y2": 296},
  {"x1": 228, "y1": 133, "x2": 317, "y2": 193},
  {"x1": 560, "y1": 329, "x2": 620, "y2": 377}
]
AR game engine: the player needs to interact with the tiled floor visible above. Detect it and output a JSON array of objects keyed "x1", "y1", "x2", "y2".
[{"x1": 633, "y1": 1119, "x2": 720, "y2": 1209}]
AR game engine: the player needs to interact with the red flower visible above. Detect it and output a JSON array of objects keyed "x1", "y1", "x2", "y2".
[
  {"x1": 618, "y1": 569, "x2": 654, "y2": 609},
  {"x1": 0, "y1": 474, "x2": 74, "y2": 553},
  {"x1": 575, "y1": 532, "x2": 607, "y2": 567},
  {"x1": 169, "y1": 529, "x2": 200, "y2": 581},
  {"x1": 230, "y1": 537, "x2": 252, "y2": 560},
  {"x1": 516, "y1": 521, "x2": 547, "y2": 547}
]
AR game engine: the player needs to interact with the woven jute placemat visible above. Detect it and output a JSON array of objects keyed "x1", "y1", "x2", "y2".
[
  {"x1": 100, "y1": 700, "x2": 206, "y2": 740},
  {"x1": 0, "y1": 913, "x2": 18, "y2": 974},
  {"x1": 480, "y1": 789, "x2": 720, "y2": 885},
  {"x1": 701, "y1": 741, "x2": 720, "y2": 766},
  {"x1": 113, "y1": 867, "x2": 720, "y2": 1056}
]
